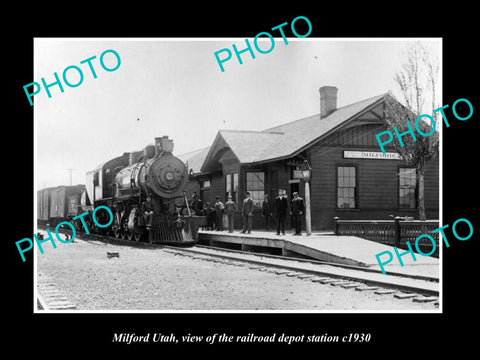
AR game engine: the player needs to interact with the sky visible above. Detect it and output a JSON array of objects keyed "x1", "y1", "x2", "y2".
[{"x1": 34, "y1": 38, "x2": 440, "y2": 189}]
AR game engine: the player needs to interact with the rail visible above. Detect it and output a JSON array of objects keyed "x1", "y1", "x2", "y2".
[
  {"x1": 37, "y1": 225, "x2": 439, "y2": 298},
  {"x1": 334, "y1": 217, "x2": 440, "y2": 256}
]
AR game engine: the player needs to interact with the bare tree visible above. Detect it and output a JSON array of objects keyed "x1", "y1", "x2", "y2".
[{"x1": 385, "y1": 42, "x2": 439, "y2": 220}]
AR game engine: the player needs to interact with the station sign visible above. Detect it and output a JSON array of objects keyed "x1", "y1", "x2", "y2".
[
  {"x1": 293, "y1": 170, "x2": 303, "y2": 179},
  {"x1": 343, "y1": 150, "x2": 401, "y2": 160}
]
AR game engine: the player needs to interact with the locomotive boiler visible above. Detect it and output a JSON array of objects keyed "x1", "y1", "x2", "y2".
[{"x1": 85, "y1": 136, "x2": 204, "y2": 244}]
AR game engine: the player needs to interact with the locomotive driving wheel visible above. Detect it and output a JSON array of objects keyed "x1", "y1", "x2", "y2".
[
  {"x1": 120, "y1": 214, "x2": 129, "y2": 239},
  {"x1": 126, "y1": 228, "x2": 144, "y2": 241},
  {"x1": 112, "y1": 211, "x2": 123, "y2": 238},
  {"x1": 133, "y1": 232, "x2": 142, "y2": 242}
]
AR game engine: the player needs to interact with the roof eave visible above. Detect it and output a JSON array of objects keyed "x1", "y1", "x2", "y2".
[{"x1": 289, "y1": 94, "x2": 387, "y2": 158}]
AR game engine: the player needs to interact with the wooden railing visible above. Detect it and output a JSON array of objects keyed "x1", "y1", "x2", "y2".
[{"x1": 334, "y1": 217, "x2": 440, "y2": 256}]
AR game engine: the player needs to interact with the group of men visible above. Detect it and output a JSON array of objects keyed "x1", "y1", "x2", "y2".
[
  {"x1": 268, "y1": 189, "x2": 306, "y2": 236},
  {"x1": 200, "y1": 189, "x2": 306, "y2": 236},
  {"x1": 201, "y1": 195, "x2": 238, "y2": 233},
  {"x1": 141, "y1": 189, "x2": 306, "y2": 235}
]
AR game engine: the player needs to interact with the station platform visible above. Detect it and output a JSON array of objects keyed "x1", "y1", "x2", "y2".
[{"x1": 197, "y1": 230, "x2": 440, "y2": 280}]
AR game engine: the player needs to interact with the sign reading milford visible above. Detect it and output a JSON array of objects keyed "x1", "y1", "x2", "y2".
[{"x1": 343, "y1": 150, "x2": 401, "y2": 160}]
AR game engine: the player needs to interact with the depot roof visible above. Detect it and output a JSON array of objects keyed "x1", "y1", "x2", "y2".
[
  {"x1": 177, "y1": 146, "x2": 210, "y2": 175},
  {"x1": 198, "y1": 93, "x2": 386, "y2": 173}
]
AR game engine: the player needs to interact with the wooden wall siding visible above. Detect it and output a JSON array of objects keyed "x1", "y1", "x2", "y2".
[
  {"x1": 208, "y1": 172, "x2": 226, "y2": 202},
  {"x1": 262, "y1": 161, "x2": 291, "y2": 194},
  {"x1": 219, "y1": 149, "x2": 239, "y2": 173},
  {"x1": 422, "y1": 159, "x2": 439, "y2": 206},
  {"x1": 308, "y1": 140, "x2": 439, "y2": 230},
  {"x1": 320, "y1": 123, "x2": 394, "y2": 149}
]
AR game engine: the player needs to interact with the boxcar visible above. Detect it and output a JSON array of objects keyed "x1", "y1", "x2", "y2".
[{"x1": 38, "y1": 185, "x2": 85, "y2": 226}]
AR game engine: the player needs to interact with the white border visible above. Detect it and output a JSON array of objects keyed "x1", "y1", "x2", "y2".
[{"x1": 33, "y1": 37, "x2": 443, "y2": 314}]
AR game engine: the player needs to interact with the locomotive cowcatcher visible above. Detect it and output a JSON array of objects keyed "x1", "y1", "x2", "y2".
[{"x1": 85, "y1": 136, "x2": 205, "y2": 245}]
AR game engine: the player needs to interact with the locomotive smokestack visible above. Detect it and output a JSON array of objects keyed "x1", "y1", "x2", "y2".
[{"x1": 154, "y1": 136, "x2": 174, "y2": 156}]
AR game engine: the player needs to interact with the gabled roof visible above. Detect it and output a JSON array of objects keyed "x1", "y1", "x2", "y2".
[
  {"x1": 199, "y1": 93, "x2": 387, "y2": 173},
  {"x1": 257, "y1": 93, "x2": 386, "y2": 162},
  {"x1": 218, "y1": 130, "x2": 284, "y2": 164},
  {"x1": 177, "y1": 146, "x2": 210, "y2": 174}
]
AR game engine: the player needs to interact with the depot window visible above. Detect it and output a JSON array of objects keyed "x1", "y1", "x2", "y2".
[
  {"x1": 246, "y1": 171, "x2": 265, "y2": 208},
  {"x1": 399, "y1": 168, "x2": 417, "y2": 208},
  {"x1": 337, "y1": 166, "x2": 357, "y2": 209},
  {"x1": 225, "y1": 172, "x2": 238, "y2": 203}
]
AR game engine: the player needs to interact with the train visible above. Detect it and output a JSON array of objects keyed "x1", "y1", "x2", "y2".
[
  {"x1": 37, "y1": 184, "x2": 86, "y2": 226},
  {"x1": 37, "y1": 135, "x2": 205, "y2": 245}
]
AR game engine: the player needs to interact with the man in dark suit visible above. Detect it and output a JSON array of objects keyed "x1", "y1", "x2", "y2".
[
  {"x1": 261, "y1": 193, "x2": 273, "y2": 231},
  {"x1": 290, "y1": 191, "x2": 305, "y2": 235},
  {"x1": 275, "y1": 189, "x2": 288, "y2": 235},
  {"x1": 240, "y1": 191, "x2": 254, "y2": 234}
]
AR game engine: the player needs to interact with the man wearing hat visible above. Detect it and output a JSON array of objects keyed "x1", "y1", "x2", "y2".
[
  {"x1": 275, "y1": 189, "x2": 288, "y2": 235},
  {"x1": 261, "y1": 193, "x2": 273, "y2": 231},
  {"x1": 290, "y1": 191, "x2": 305, "y2": 235},
  {"x1": 213, "y1": 196, "x2": 224, "y2": 231},
  {"x1": 224, "y1": 195, "x2": 237, "y2": 233},
  {"x1": 240, "y1": 191, "x2": 254, "y2": 234}
]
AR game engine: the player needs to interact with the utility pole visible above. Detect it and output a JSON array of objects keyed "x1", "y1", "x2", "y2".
[{"x1": 65, "y1": 168, "x2": 75, "y2": 186}]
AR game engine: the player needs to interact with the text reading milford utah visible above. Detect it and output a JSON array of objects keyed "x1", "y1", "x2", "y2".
[{"x1": 112, "y1": 332, "x2": 370, "y2": 345}]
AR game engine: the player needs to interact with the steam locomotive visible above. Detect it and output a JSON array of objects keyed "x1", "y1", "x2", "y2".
[
  {"x1": 38, "y1": 136, "x2": 204, "y2": 245},
  {"x1": 84, "y1": 135, "x2": 205, "y2": 245}
]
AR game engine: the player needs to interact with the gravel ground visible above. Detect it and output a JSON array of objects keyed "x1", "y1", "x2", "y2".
[{"x1": 36, "y1": 234, "x2": 438, "y2": 311}]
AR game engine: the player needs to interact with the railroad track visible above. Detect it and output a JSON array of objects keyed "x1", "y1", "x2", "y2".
[
  {"x1": 37, "y1": 272, "x2": 77, "y2": 311},
  {"x1": 36, "y1": 227, "x2": 440, "y2": 309},
  {"x1": 162, "y1": 245, "x2": 439, "y2": 300}
]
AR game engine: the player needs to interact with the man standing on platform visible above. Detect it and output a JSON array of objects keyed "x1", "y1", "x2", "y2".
[
  {"x1": 290, "y1": 191, "x2": 305, "y2": 235},
  {"x1": 275, "y1": 189, "x2": 288, "y2": 235},
  {"x1": 261, "y1": 193, "x2": 273, "y2": 231},
  {"x1": 214, "y1": 196, "x2": 224, "y2": 231},
  {"x1": 224, "y1": 195, "x2": 237, "y2": 233},
  {"x1": 240, "y1": 191, "x2": 254, "y2": 234}
]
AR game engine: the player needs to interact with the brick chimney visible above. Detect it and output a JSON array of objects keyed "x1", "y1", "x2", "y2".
[{"x1": 319, "y1": 86, "x2": 338, "y2": 118}]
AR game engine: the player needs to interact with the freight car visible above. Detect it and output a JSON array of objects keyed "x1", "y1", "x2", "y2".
[
  {"x1": 37, "y1": 185, "x2": 85, "y2": 227},
  {"x1": 85, "y1": 135, "x2": 205, "y2": 245}
]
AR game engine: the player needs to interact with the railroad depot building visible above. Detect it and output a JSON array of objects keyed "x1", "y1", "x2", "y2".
[{"x1": 181, "y1": 86, "x2": 439, "y2": 231}]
